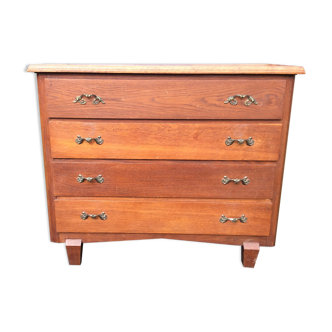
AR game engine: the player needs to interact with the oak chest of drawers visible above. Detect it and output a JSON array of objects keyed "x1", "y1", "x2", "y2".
[{"x1": 28, "y1": 64, "x2": 305, "y2": 267}]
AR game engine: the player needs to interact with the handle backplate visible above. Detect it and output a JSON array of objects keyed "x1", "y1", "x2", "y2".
[
  {"x1": 224, "y1": 95, "x2": 258, "y2": 106},
  {"x1": 222, "y1": 176, "x2": 250, "y2": 185},
  {"x1": 73, "y1": 94, "x2": 105, "y2": 105},
  {"x1": 219, "y1": 215, "x2": 247, "y2": 223},
  {"x1": 225, "y1": 136, "x2": 254, "y2": 146},
  {"x1": 75, "y1": 135, "x2": 104, "y2": 145},
  {"x1": 77, "y1": 175, "x2": 104, "y2": 183},
  {"x1": 81, "y1": 212, "x2": 107, "y2": 220}
]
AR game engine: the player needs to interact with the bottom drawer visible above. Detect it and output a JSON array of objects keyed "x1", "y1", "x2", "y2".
[{"x1": 55, "y1": 198, "x2": 272, "y2": 236}]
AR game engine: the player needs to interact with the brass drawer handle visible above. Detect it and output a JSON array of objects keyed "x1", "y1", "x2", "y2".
[
  {"x1": 77, "y1": 174, "x2": 104, "y2": 183},
  {"x1": 225, "y1": 136, "x2": 254, "y2": 146},
  {"x1": 73, "y1": 94, "x2": 105, "y2": 105},
  {"x1": 222, "y1": 176, "x2": 249, "y2": 185},
  {"x1": 219, "y1": 215, "x2": 247, "y2": 223},
  {"x1": 224, "y1": 95, "x2": 258, "y2": 106},
  {"x1": 81, "y1": 212, "x2": 107, "y2": 220},
  {"x1": 75, "y1": 135, "x2": 104, "y2": 145}
]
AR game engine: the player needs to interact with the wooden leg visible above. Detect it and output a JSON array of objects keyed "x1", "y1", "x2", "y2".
[
  {"x1": 66, "y1": 239, "x2": 83, "y2": 265},
  {"x1": 241, "y1": 242, "x2": 260, "y2": 268}
]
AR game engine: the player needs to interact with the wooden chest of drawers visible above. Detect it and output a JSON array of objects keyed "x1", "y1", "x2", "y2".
[{"x1": 28, "y1": 64, "x2": 305, "y2": 267}]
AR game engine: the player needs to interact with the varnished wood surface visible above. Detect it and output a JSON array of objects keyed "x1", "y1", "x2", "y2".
[
  {"x1": 27, "y1": 64, "x2": 305, "y2": 74},
  {"x1": 58, "y1": 232, "x2": 271, "y2": 246},
  {"x1": 65, "y1": 239, "x2": 83, "y2": 265},
  {"x1": 241, "y1": 242, "x2": 261, "y2": 269},
  {"x1": 55, "y1": 198, "x2": 272, "y2": 236},
  {"x1": 45, "y1": 76, "x2": 286, "y2": 120},
  {"x1": 53, "y1": 160, "x2": 276, "y2": 199},
  {"x1": 267, "y1": 75, "x2": 295, "y2": 245},
  {"x1": 33, "y1": 68, "x2": 295, "y2": 262},
  {"x1": 37, "y1": 75, "x2": 58, "y2": 241},
  {"x1": 49, "y1": 120, "x2": 282, "y2": 161}
]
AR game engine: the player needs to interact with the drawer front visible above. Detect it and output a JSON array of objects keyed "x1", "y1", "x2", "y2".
[
  {"x1": 49, "y1": 120, "x2": 282, "y2": 161},
  {"x1": 53, "y1": 161, "x2": 276, "y2": 199},
  {"x1": 45, "y1": 76, "x2": 286, "y2": 119},
  {"x1": 55, "y1": 198, "x2": 272, "y2": 236}
]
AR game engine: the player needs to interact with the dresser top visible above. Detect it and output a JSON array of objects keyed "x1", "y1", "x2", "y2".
[{"x1": 27, "y1": 64, "x2": 305, "y2": 75}]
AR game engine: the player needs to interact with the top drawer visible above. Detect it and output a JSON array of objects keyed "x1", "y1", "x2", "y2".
[{"x1": 44, "y1": 75, "x2": 287, "y2": 120}]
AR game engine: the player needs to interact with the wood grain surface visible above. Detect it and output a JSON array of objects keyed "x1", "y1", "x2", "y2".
[
  {"x1": 49, "y1": 120, "x2": 282, "y2": 161},
  {"x1": 65, "y1": 239, "x2": 83, "y2": 265},
  {"x1": 53, "y1": 160, "x2": 276, "y2": 199},
  {"x1": 55, "y1": 198, "x2": 272, "y2": 236},
  {"x1": 45, "y1": 76, "x2": 286, "y2": 119},
  {"x1": 27, "y1": 64, "x2": 305, "y2": 74},
  {"x1": 31, "y1": 71, "x2": 301, "y2": 252},
  {"x1": 58, "y1": 232, "x2": 275, "y2": 247}
]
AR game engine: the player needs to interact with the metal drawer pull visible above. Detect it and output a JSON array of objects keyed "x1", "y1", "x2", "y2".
[
  {"x1": 219, "y1": 215, "x2": 247, "y2": 223},
  {"x1": 81, "y1": 212, "x2": 107, "y2": 220},
  {"x1": 75, "y1": 135, "x2": 104, "y2": 145},
  {"x1": 77, "y1": 174, "x2": 104, "y2": 183},
  {"x1": 225, "y1": 136, "x2": 254, "y2": 146},
  {"x1": 73, "y1": 94, "x2": 105, "y2": 105},
  {"x1": 222, "y1": 176, "x2": 250, "y2": 185},
  {"x1": 224, "y1": 95, "x2": 258, "y2": 106}
]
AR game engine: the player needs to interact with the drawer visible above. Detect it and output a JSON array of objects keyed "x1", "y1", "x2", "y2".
[
  {"x1": 55, "y1": 198, "x2": 272, "y2": 236},
  {"x1": 49, "y1": 120, "x2": 282, "y2": 161},
  {"x1": 45, "y1": 76, "x2": 286, "y2": 120},
  {"x1": 53, "y1": 161, "x2": 277, "y2": 199}
]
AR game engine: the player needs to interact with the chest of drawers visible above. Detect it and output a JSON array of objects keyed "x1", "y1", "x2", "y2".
[{"x1": 28, "y1": 64, "x2": 305, "y2": 267}]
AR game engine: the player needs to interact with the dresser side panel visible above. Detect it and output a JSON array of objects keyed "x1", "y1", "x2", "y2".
[
  {"x1": 268, "y1": 75, "x2": 295, "y2": 246},
  {"x1": 37, "y1": 74, "x2": 58, "y2": 242}
]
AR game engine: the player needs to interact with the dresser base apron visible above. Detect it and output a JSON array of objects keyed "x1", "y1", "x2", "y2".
[
  {"x1": 59, "y1": 233, "x2": 272, "y2": 246},
  {"x1": 65, "y1": 234, "x2": 261, "y2": 269}
]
